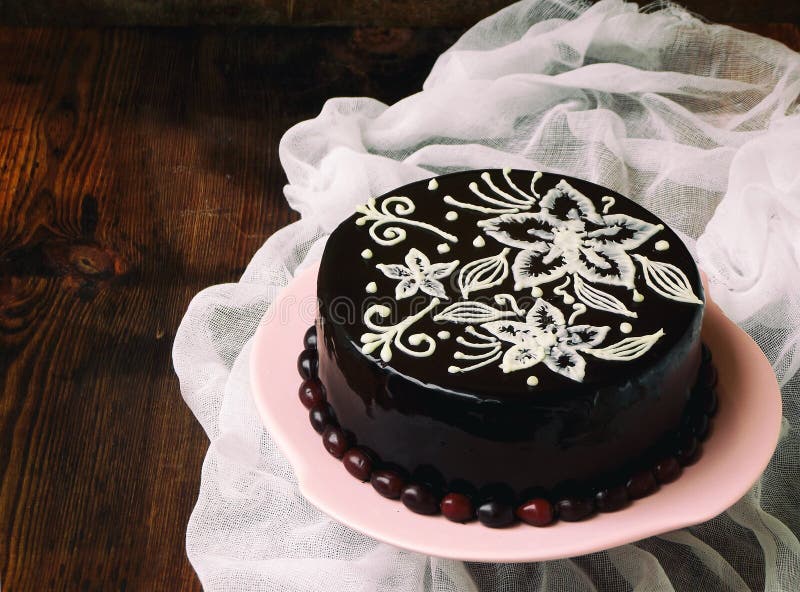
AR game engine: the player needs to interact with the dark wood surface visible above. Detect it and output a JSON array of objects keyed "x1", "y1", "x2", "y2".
[
  {"x1": 1, "y1": 0, "x2": 799, "y2": 26},
  {"x1": 0, "y1": 23, "x2": 797, "y2": 592}
]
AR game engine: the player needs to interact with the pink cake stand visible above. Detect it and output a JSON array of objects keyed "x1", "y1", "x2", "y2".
[{"x1": 249, "y1": 263, "x2": 782, "y2": 562}]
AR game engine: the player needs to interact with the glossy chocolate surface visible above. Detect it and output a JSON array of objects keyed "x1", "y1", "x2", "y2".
[{"x1": 316, "y1": 169, "x2": 704, "y2": 493}]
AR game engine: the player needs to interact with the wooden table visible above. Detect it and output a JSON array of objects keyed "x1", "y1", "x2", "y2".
[{"x1": 0, "y1": 23, "x2": 797, "y2": 591}]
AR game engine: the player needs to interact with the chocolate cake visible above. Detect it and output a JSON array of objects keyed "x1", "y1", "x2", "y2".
[{"x1": 300, "y1": 169, "x2": 716, "y2": 527}]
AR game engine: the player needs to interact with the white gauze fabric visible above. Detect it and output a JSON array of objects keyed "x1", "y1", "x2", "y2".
[{"x1": 173, "y1": 0, "x2": 800, "y2": 589}]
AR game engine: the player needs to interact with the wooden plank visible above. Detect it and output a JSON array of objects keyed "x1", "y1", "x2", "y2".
[
  {"x1": 0, "y1": 23, "x2": 797, "y2": 591},
  {"x1": 0, "y1": 0, "x2": 799, "y2": 26}
]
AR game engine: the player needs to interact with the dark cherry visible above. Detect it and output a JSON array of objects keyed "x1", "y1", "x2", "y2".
[
  {"x1": 371, "y1": 470, "x2": 406, "y2": 500},
  {"x1": 309, "y1": 403, "x2": 336, "y2": 434},
  {"x1": 675, "y1": 433, "x2": 699, "y2": 466},
  {"x1": 297, "y1": 348, "x2": 318, "y2": 379},
  {"x1": 343, "y1": 447, "x2": 373, "y2": 481},
  {"x1": 556, "y1": 497, "x2": 594, "y2": 522},
  {"x1": 401, "y1": 484, "x2": 440, "y2": 515},
  {"x1": 702, "y1": 389, "x2": 718, "y2": 416},
  {"x1": 626, "y1": 469, "x2": 658, "y2": 500},
  {"x1": 691, "y1": 413, "x2": 710, "y2": 439},
  {"x1": 516, "y1": 498, "x2": 555, "y2": 526},
  {"x1": 477, "y1": 500, "x2": 516, "y2": 528},
  {"x1": 653, "y1": 456, "x2": 682, "y2": 484},
  {"x1": 322, "y1": 426, "x2": 348, "y2": 459},
  {"x1": 595, "y1": 484, "x2": 629, "y2": 512},
  {"x1": 440, "y1": 493, "x2": 475, "y2": 523},
  {"x1": 701, "y1": 343, "x2": 712, "y2": 364},
  {"x1": 298, "y1": 378, "x2": 325, "y2": 409},
  {"x1": 700, "y1": 363, "x2": 718, "y2": 389},
  {"x1": 303, "y1": 325, "x2": 318, "y2": 350}
]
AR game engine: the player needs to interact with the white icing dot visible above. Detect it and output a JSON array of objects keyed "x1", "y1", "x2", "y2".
[
  {"x1": 527, "y1": 376, "x2": 539, "y2": 387},
  {"x1": 655, "y1": 240, "x2": 670, "y2": 251},
  {"x1": 563, "y1": 295, "x2": 575, "y2": 305},
  {"x1": 473, "y1": 236, "x2": 486, "y2": 248},
  {"x1": 437, "y1": 331, "x2": 450, "y2": 339},
  {"x1": 633, "y1": 289, "x2": 645, "y2": 302},
  {"x1": 428, "y1": 178, "x2": 439, "y2": 190},
  {"x1": 445, "y1": 210, "x2": 458, "y2": 221},
  {"x1": 361, "y1": 248, "x2": 373, "y2": 259},
  {"x1": 620, "y1": 322, "x2": 633, "y2": 334},
  {"x1": 408, "y1": 334, "x2": 423, "y2": 346},
  {"x1": 531, "y1": 287, "x2": 543, "y2": 297},
  {"x1": 448, "y1": 366, "x2": 459, "y2": 374},
  {"x1": 437, "y1": 243, "x2": 451, "y2": 254},
  {"x1": 365, "y1": 282, "x2": 377, "y2": 294}
]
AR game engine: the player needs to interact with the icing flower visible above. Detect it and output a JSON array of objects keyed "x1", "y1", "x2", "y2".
[
  {"x1": 481, "y1": 298, "x2": 609, "y2": 381},
  {"x1": 376, "y1": 248, "x2": 459, "y2": 300},
  {"x1": 478, "y1": 180, "x2": 662, "y2": 291}
]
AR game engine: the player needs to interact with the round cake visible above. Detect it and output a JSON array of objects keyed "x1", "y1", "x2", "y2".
[{"x1": 306, "y1": 168, "x2": 713, "y2": 526}]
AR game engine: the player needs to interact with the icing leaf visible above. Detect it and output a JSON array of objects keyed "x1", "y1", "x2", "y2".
[
  {"x1": 585, "y1": 214, "x2": 662, "y2": 250},
  {"x1": 539, "y1": 180, "x2": 603, "y2": 225},
  {"x1": 543, "y1": 345, "x2": 587, "y2": 382},
  {"x1": 433, "y1": 301, "x2": 516, "y2": 324},
  {"x1": 584, "y1": 329, "x2": 665, "y2": 361},
  {"x1": 526, "y1": 298, "x2": 566, "y2": 332},
  {"x1": 565, "y1": 325, "x2": 610, "y2": 350},
  {"x1": 478, "y1": 212, "x2": 556, "y2": 250},
  {"x1": 512, "y1": 248, "x2": 568, "y2": 290},
  {"x1": 501, "y1": 343, "x2": 545, "y2": 373},
  {"x1": 575, "y1": 244, "x2": 635, "y2": 288},
  {"x1": 573, "y1": 274, "x2": 638, "y2": 318},
  {"x1": 405, "y1": 248, "x2": 430, "y2": 274},
  {"x1": 395, "y1": 278, "x2": 418, "y2": 300},
  {"x1": 376, "y1": 263, "x2": 412, "y2": 280},
  {"x1": 481, "y1": 320, "x2": 542, "y2": 345},
  {"x1": 457, "y1": 248, "x2": 510, "y2": 298},
  {"x1": 633, "y1": 255, "x2": 703, "y2": 305},
  {"x1": 419, "y1": 278, "x2": 448, "y2": 300}
]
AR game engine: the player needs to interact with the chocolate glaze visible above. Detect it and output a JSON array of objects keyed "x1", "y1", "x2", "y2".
[{"x1": 316, "y1": 169, "x2": 704, "y2": 495}]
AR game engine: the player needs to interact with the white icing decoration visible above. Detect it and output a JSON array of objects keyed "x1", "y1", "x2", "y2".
[
  {"x1": 526, "y1": 376, "x2": 539, "y2": 386},
  {"x1": 445, "y1": 210, "x2": 458, "y2": 221},
  {"x1": 620, "y1": 322, "x2": 633, "y2": 334},
  {"x1": 360, "y1": 299, "x2": 440, "y2": 362},
  {"x1": 530, "y1": 171, "x2": 542, "y2": 198},
  {"x1": 573, "y1": 274, "x2": 638, "y2": 318},
  {"x1": 472, "y1": 298, "x2": 611, "y2": 382},
  {"x1": 585, "y1": 329, "x2": 665, "y2": 361},
  {"x1": 531, "y1": 287, "x2": 543, "y2": 297},
  {"x1": 356, "y1": 196, "x2": 457, "y2": 246},
  {"x1": 501, "y1": 167, "x2": 541, "y2": 201},
  {"x1": 473, "y1": 236, "x2": 485, "y2": 248},
  {"x1": 437, "y1": 330, "x2": 450, "y2": 339},
  {"x1": 601, "y1": 195, "x2": 615, "y2": 214},
  {"x1": 553, "y1": 276, "x2": 574, "y2": 304},
  {"x1": 449, "y1": 328, "x2": 502, "y2": 373},
  {"x1": 479, "y1": 172, "x2": 534, "y2": 206},
  {"x1": 443, "y1": 194, "x2": 517, "y2": 215},
  {"x1": 568, "y1": 303, "x2": 587, "y2": 324},
  {"x1": 493, "y1": 293, "x2": 525, "y2": 316},
  {"x1": 361, "y1": 248, "x2": 373, "y2": 259},
  {"x1": 655, "y1": 240, "x2": 670, "y2": 251},
  {"x1": 434, "y1": 301, "x2": 518, "y2": 324},
  {"x1": 633, "y1": 289, "x2": 645, "y2": 302},
  {"x1": 480, "y1": 180, "x2": 662, "y2": 291},
  {"x1": 365, "y1": 282, "x2": 377, "y2": 293},
  {"x1": 633, "y1": 254, "x2": 703, "y2": 305},
  {"x1": 428, "y1": 178, "x2": 439, "y2": 190},
  {"x1": 376, "y1": 248, "x2": 459, "y2": 300},
  {"x1": 456, "y1": 248, "x2": 510, "y2": 298},
  {"x1": 437, "y1": 243, "x2": 451, "y2": 254}
]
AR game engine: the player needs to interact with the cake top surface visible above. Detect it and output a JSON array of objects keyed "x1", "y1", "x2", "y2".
[{"x1": 318, "y1": 169, "x2": 704, "y2": 398}]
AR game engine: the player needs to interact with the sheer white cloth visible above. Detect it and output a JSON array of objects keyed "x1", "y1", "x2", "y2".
[{"x1": 173, "y1": 1, "x2": 800, "y2": 589}]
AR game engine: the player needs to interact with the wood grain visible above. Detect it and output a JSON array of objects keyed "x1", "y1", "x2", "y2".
[
  {"x1": 0, "y1": 0, "x2": 799, "y2": 26},
  {"x1": 0, "y1": 23, "x2": 797, "y2": 592}
]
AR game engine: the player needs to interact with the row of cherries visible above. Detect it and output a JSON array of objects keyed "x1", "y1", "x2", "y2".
[{"x1": 297, "y1": 326, "x2": 718, "y2": 528}]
